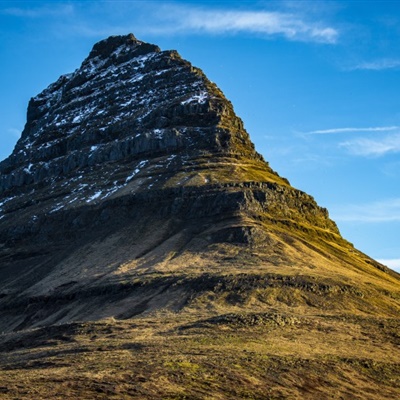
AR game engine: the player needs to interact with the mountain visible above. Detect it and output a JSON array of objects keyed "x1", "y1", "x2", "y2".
[{"x1": 0, "y1": 34, "x2": 399, "y2": 399}]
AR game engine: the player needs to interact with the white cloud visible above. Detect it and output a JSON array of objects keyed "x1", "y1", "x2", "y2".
[
  {"x1": 376, "y1": 259, "x2": 400, "y2": 273},
  {"x1": 352, "y1": 59, "x2": 400, "y2": 71},
  {"x1": 151, "y1": 6, "x2": 339, "y2": 44},
  {"x1": 308, "y1": 126, "x2": 400, "y2": 135},
  {"x1": 340, "y1": 133, "x2": 400, "y2": 157},
  {"x1": 6, "y1": 2, "x2": 338, "y2": 45},
  {"x1": 331, "y1": 198, "x2": 400, "y2": 223}
]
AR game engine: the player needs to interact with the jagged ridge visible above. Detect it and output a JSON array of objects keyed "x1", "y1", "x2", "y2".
[{"x1": 0, "y1": 34, "x2": 255, "y2": 193}]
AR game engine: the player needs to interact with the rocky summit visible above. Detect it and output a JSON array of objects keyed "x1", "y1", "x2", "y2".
[{"x1": 0, "y1": 34, "x2": 399, "y2": 399}]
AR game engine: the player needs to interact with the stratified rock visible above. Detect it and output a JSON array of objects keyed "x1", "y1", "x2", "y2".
[{"x1": 0, "y1": 34, "x2": 398, "y2": 333}]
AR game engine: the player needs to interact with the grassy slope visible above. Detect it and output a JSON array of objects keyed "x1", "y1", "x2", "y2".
[{"x1": 0, "y1": 227, "x2": 399, "y2": 399}]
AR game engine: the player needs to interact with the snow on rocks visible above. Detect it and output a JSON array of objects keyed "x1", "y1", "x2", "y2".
[
  {"x1": 86, "y1": 191, "x2": 102, "y2": 203},
  {"x1": 125, "y1": 160, "x2": 148, "y2": 183},
  {"x1": 181, "y1": 91, "x2": 208, "y2": 105},
  {"x1": 0, "y1": 33, "x2": 232, "y2": 212}
]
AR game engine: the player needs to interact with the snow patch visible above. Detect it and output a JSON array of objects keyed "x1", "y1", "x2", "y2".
[
  {"x1": 50, "y1": 204, "x2": 64, "y2": 213},
  {"x1": 23, "y1": 163, "x2": 34, "y2": 174},
  {"x1": 181, "y1": 91, "x2": 208, "y2": 105},
  {"x1": 0, "y1": 196, "x2": 16, "y2": 208},
  {"x1": 153, "y1": 129, "x2": 164, "y2": 139},
  {"x1": 125, "y1": 160, "x2": 148, "y2": 182},
  {"x1": 86, "y1": 191, "x2": 102, "y2": 203}
]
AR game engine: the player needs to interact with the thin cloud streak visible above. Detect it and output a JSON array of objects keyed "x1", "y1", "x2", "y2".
[
  {"x1": 351, "y1": 59, "x2": 400, "y2": 71},
  {"x1": 308, "y1": 126, "x2": 400, "y2": 135},
  {"x1": 331, "y1": 198, "x2": 400, "y2": 222},
  {"x1": 1, "y1": 4, "x2": 74, "y2": 18},
  {"x1": 1, "y1": 2, "x2": 338, "y2": 44},
  {"x1": 340, "y1": 133, "x2": 400, "y2": 157},
  {"x1": 150, "y1": 6, "x2": 339, "y2": 44}
]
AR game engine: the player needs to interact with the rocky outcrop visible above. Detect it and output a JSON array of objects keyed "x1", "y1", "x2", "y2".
[{"x1": 0, "y1": 34, "x2": 254, "y2": 194}]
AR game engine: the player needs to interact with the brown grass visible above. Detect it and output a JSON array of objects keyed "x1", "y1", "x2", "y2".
[{"x1": 0, "y1": 312, "x2": 399, "y2": 399}]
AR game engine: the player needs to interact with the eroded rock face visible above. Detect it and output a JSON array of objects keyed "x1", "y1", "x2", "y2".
[
  {"x1": 0, "y1": 34, "x2": 252, "y2": 194},
  {"x1": 1, "y1": 34, "x2": 394, "y2": 332},
  {"x1": 0, "y1": 34, "x2": 333, "y2": 236}
]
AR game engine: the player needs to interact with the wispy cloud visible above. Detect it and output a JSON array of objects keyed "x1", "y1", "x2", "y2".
[
  {"x1": 376, "y1": 259, "x2": 400, "y2": 272},
  {"x1": 340, "y1": 133, "x2": 400, "y2": 157},
  {"x1": 351, "y1": 58, "x2": 400, "y2": 71},
  {"x1": 1, "y1": 2, "x2": 338, "y2": 44},
  {"x1": 307, "y1": 126, "x2": 400, "y2": 135},
  {"x1": 150, "y1": 6, "x2": 339, "y2": 44},
  {"x1": 1, "y1": 4, "x2": 74, "y2": 18},
  {"x1": 303, "y1": 126, "x2": 400, "y2": 157},
  {"x1": 331, "y1": 198, "x2": 400, "y2": 222}
]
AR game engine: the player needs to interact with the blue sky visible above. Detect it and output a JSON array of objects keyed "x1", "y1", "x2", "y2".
[{"x1": 1, "y1": 1, "x2": 399, "y2": 272}]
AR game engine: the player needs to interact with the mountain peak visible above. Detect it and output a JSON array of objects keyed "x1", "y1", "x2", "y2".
[
  {"x1": 83, "y1": 33, "x2": 161, "y2": 66},
  {"x1": 1, "y1": 33, "x2": 399, "y2": 400},
  {"x1": 90, "y1": 33, "x2": 139, "y2": 55},
  {"x1": 0, "y1": 33, "x2": 397, "y2": 335},
  {"x1": 0, "y1": 34, "x2": 262, "y2": 197}
]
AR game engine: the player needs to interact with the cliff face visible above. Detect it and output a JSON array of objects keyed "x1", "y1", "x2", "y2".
[
  {"x1": 0, "y1": 34, "x2": 398, "y2": 334},
  {"x1": 0, "y1": 34, "x2": 254, "y2": 194}
]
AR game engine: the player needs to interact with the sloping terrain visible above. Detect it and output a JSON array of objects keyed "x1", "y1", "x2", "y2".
[{"x1": 0, "y1": 34, "x2": 399, "y2": 398}]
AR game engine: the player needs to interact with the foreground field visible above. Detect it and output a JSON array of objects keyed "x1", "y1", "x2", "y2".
[{"x1": 1, "y1": 310, "x2": 399, "y2": 399}]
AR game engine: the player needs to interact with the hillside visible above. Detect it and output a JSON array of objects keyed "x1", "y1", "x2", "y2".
[{"x1": 0, "y1": 34, "x2": 399, "y2": 399}]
